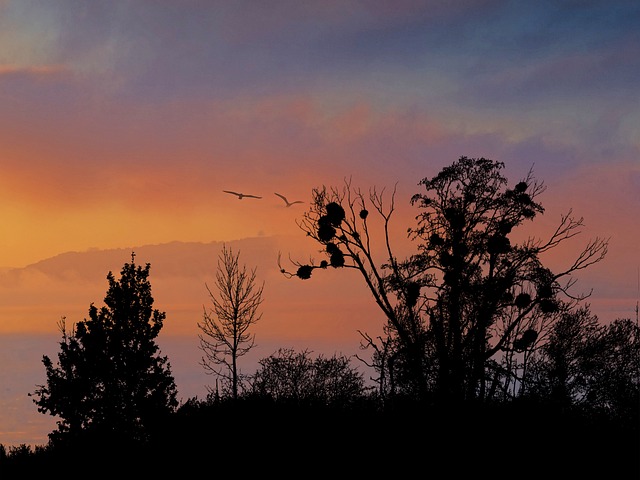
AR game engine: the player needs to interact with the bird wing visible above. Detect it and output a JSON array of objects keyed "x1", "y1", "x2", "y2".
[
  {"x1": 244, "y1": 194, "x2": 262, "y2": 199},
  {"x1": 274, "y1": 192, "x2": 288, "y2": 202},
  {"x1": 223, "y1": 190, "x2": 241, "y2": 196},
  {"x1": 275, "y1": 192, "x2": 304, "y2": 206}
]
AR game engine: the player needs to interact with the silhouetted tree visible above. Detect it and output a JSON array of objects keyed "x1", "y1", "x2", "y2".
[
  {"x1": 525, "y1": 306, "x2": 640, "y2": 420},
  {"x1": 198, "y1": 244, "x2": 264, "y2": 400},
  {"x1": 31, "y1": 253, "x2": 178, "y2": 448},
  {"x1": 282, "y1": 157, "x2": 608, "y2": 405},
  {"x1": 249, "y1": 348, "x2": 368, "y2": 407}
]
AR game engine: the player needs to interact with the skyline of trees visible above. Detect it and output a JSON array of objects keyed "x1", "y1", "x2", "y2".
[{"x1": 0, "y1": 158, "x2": 637, "y2": 472}]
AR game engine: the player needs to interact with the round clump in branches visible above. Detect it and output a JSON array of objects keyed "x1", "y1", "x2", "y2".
[
  {"x1": 515, "y1": 293, "x2": 532, "y2": 309},
  {"x1": 325, "y1": 240, "x2": 346, "y2": 268},
  {"x1": 513, "y1": 329, "x2": 538, "y2": 351},
  {"x1": 325, "y1": 202, "x2": 345, "y2": 226},
  {"x1": 429, "y1": 233, "x2": 444, "y2": 247},
  {"x1": 537, "y1": 283, "x2": 554, "y2": 299},
  {"x1": 296, "y1": 265, "x2": 313, "y2": 279},
  {"x1": 330, "y1": 249, "x2": 345, "y2": 267},
  {"x1": 514, "y1": 181, "x2": 528, "y2": 193},
  {"x1": 326, "y1": 242, "x2": 340, "y2": 255},
  {"x1": 317, "y1": 216, "x2": 336, "y2": 242},
  {"x1": 487, "y1": 234, "x2": 511, "y2": 254},
  {"x1": 498, "y1": 220, "x2": 513, "y2": 235},
  {"x1": 538, "y1": 298, "x2": 558, "y2": 313}
]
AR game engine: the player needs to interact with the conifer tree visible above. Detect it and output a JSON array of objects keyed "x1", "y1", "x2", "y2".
[{"x1": 32, "y1": 253, "x2": 178, "y2": 446}]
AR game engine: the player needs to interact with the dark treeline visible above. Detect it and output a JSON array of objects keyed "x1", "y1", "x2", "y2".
[{"x1": 1, "y1": 157, "x2": 638, "y2": 476}]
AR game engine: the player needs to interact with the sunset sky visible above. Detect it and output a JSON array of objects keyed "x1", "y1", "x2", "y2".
[{"x1": 0, "y1": 0, "x2": 639, "y2": 448}]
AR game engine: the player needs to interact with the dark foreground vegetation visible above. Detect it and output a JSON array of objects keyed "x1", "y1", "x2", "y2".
[
  {"x1": 1, "y1": 396, "x2": 638, "y2": 477},
  {"x1": 1, "y1": 157, "x2": 638, "y2": 477}
]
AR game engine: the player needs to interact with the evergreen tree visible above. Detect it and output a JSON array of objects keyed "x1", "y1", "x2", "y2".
[{"x1": 31, "y1": 253, "x2": 178, "y2": 447}]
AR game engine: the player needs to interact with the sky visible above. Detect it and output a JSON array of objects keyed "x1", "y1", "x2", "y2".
[{"x1": 0, "y1": 0, "x2": 638, "y2": 448}]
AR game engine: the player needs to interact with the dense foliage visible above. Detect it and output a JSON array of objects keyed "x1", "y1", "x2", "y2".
[{"x1": 30, "y1": 254, "x2": 178, "y2": 448}]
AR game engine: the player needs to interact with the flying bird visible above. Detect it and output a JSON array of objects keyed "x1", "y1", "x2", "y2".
[
  {"x1": 223, "y1": 190, "x2": 262, "y2": 199},
  {"x1": 274, "y1": 192, "x2": 304, "y2": 207}
]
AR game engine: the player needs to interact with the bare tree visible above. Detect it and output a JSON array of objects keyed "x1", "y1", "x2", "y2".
[{"x1": 198, "y1": 244, "x2": 264, "y2": 400}]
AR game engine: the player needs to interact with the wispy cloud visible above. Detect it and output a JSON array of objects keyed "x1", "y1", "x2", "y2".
[{"x1": 0, "y1": 63, "x2": 67, "y2": 76}]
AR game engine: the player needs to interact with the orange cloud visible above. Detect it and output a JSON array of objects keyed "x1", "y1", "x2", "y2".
[{"x1": 0, "y1": 64, "x2": 67, "y2": 76}]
